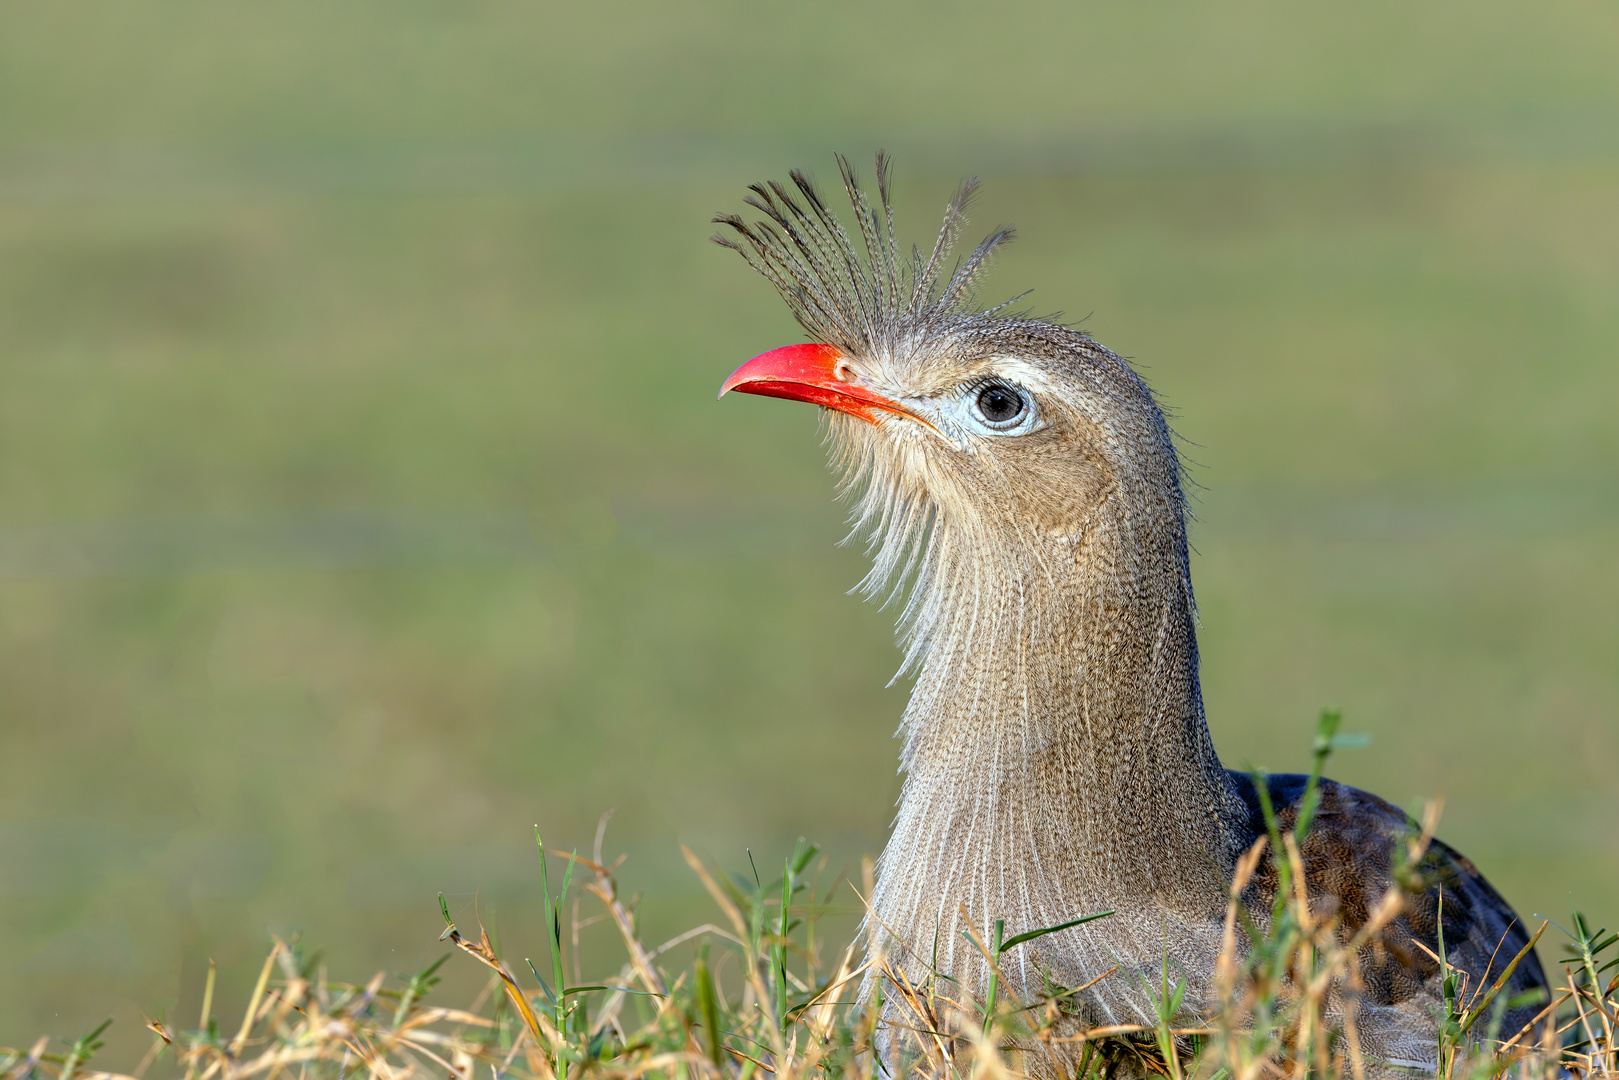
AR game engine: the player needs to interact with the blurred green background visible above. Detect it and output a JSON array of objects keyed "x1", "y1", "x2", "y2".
[{"x1": 1, "y1": 0, "x2": 1616, "y2": 1057}]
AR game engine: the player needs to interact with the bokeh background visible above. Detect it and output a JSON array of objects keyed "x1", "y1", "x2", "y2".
[{"x1": 2, "y1": 0, "x2": 1616, "y2": 1058}]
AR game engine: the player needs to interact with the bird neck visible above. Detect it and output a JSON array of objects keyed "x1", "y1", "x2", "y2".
[{"x1": 871, "y1": 480, "x2": 1248, "y2": 978}]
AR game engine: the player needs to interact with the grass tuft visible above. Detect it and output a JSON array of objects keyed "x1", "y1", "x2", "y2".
[{"x1": 3, "y1": 719, "x2": 1614, "y2": 1080}]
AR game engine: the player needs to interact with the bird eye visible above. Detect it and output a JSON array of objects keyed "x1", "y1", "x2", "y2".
[{"x1": 973, "y1": 382, "x2": 1027, "y2": 427}]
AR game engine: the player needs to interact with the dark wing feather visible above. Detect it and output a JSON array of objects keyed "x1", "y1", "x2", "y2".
[{"x1": 1230, "y1": 773, "x2": 1550, "y2": 1066}]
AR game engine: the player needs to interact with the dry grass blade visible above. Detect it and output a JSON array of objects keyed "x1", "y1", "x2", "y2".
[
  {"x1": 680, "y1": 846, "x2": 748, "y2": 943},
  {"x1": 437, "y1": 914, "x2": 552, "y2": 1049}
]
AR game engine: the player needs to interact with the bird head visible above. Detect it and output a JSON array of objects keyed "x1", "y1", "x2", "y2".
[{"x1": 716, "y1": 155, "x2": 1193, "y2": 681}]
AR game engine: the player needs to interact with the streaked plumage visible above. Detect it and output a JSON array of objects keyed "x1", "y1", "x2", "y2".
[{"x1": 714, "y1": 155, "x2": 1546, "y2": 1075}]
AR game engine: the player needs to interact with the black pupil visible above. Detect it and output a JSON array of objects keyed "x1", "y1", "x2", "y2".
[{"x1": 977, "y1": 385, "x2": 1022, "y2": 424}]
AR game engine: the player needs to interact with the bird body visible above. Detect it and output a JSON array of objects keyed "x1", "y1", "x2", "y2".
[{"x1": 714, "y1": 156, "x2": 1546, "y2": 1075}]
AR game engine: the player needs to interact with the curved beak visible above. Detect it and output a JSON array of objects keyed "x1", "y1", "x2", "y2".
[{"x1": 718, "y1": 343, "x2": 916, "y2": 426}]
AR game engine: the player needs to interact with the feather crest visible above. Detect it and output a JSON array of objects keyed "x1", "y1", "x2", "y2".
[{"x1": 713, "y1": 153, "x2": 1015, "y2": 361}]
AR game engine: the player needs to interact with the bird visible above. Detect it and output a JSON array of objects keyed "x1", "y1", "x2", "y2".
[{"x1": 711, "y1": 155, "x2": 1548, "y2": 1076}]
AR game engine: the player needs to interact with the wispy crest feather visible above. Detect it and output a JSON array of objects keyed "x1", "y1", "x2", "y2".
[{"x1": 712, "y1": 153, "x2": 1014, "y2": 361}]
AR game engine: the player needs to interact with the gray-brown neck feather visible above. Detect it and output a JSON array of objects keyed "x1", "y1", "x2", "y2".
[{"x1": 864, "y1": 450, "x2": 1249, "y2": 1023}]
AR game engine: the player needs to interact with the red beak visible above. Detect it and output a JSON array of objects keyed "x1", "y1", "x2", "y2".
[{"x1": 719, "y1": 343, "x2": 913, "y2": 426}]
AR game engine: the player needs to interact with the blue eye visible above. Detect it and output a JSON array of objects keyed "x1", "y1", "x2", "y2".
[{"x1": 974, "y1": 383, "x2": 1027, "y2": 427}]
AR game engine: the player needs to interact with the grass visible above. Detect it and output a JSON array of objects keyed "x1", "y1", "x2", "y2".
[{"x1": 5, "y1": 775, "x2": 1613, "y2": 1080}]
